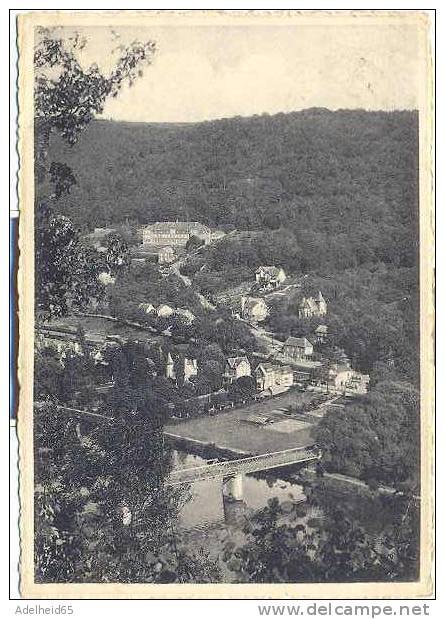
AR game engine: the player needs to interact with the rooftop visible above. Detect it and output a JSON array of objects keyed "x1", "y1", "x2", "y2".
[
  {"x1": 143, "y1": 221, "x2": 211, "y2": 234},
  {"x1": 226, "y1": 356, "x2": 250, "y2": 369},
  {"x1": 284, "y1": 336, "x2": 313, "y2": 348},
  {"x1": 315, "y1": 325, "x2": 328, "y2": 334},
  {"x1": 256, "y1": 266, "x2": 283, "y2": 276}
]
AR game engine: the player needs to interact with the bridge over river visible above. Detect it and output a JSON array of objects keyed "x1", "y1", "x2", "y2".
[{"x1": 166, "y1": 446, "x2": 319, "y2": 486}]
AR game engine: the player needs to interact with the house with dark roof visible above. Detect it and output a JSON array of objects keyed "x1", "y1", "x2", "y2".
[
  {"x1": 283, "y1": 336, "x2": 314, "y2": 360},
  {"x1": 223, "y1": 356, "x2": 251, "y2": 384},
  {"x1": 315, "y1": 324, "x2": 328, "y2": 343}
]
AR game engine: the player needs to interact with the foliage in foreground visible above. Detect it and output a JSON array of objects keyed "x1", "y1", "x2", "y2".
[
  {"x1": 225, "y1": 493, "x2": 419, "y2": 583},
  {"x1": 314, "y1": 381, "x2": 420, "y2": 488},
  {"x1": 34, "y1": 398, "x2": 220, "y2": 583}
]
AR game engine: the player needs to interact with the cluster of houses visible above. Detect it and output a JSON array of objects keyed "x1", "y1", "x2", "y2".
[
  {"x1": 232, "y1": 264, "x2": 329, "y2": 325},
  {"x1": 38, "y1": 315, "x2": 369, "y2": 405},
  {"x1": 222, "y1": 355, "x2": 294, "y2": 396},
  {"x1": 238, "y1": 290, "x2": 328, "y2": 325}
]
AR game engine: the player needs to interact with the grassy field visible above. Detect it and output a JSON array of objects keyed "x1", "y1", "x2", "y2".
[{"x1": 165, "y1": 390, "x2": 318, "y2": 455}]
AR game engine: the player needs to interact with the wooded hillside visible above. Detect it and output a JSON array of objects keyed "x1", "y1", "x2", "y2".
[
  {"x1": 47, "y1": 109, "x2": 419, "y2": 384},
  {"x1": 48, "y1": 110, "x2": 418, "y2": 266}
]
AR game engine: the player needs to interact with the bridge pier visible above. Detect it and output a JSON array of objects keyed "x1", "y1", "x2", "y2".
[
  {"x1": 222, "y1": 473, "x2": 245, "y2": 525},
  {"x1": 222, "y1": 473, "x2": 244, "y2": 501}
]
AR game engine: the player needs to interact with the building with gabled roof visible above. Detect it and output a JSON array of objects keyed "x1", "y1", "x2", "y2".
[
  {"x1": 255, "y1": 362, "x2": 294, "y2": 393},
  {"x1": 283, "y1": 336, "x2": 314, "y2": 360},
  {"x1": 298, "y1": 291, "x2": 327, "y2": 318},
  {"x1": 315, "y1": 324, "x2": 328, "y2": 343},
  {"x1": 223, "y1": 356, "x2": 251, "y2": 384},
  {"x1": 142, "y1": 221, "x2": 212, "y2": 247},
  {"x1": 138, "y1": 302, "x2": 156, "y2": 314}
]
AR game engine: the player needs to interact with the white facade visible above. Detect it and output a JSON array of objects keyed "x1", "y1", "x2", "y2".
[
  {"x1": 255, "y1": 363, "x2": 293, "y2": 392},
  {"x1": 224, "y1": 356, "x2": 252, "y2": 383},
  {"x1": 241, "y1": 296, "x2": 269, "y2": 323},
  {"x1": 184, "y1": 358, "x2": 198, "y2": 381},
  {"x1": 142, "y1": 222, "x2": 212, "y2": 247}
]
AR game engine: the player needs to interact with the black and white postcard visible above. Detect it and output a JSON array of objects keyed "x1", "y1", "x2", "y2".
[{"x1": 16, "y1": 10, "x2": 434, "y2": 599}]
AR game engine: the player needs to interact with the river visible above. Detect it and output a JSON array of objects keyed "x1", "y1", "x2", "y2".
[{"x1": 172, "y1": 450, "x2": 306, "y2": 531}]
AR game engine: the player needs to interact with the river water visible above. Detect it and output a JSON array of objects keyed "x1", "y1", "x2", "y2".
[{"x1": 172, "y1": 451, "x2": 306, "y2": 531}]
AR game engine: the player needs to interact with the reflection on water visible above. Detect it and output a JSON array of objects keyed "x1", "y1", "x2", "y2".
[{"x1": 173, "y1": 451, "x2": 306, "y2": 531}]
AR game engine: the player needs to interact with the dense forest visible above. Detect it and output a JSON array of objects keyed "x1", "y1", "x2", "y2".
[{"x1": 49, "y1": 109, "x2": 418, "y2": 248}]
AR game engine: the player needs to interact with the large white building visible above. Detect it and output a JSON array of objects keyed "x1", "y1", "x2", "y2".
[{"x1": 142, "y1": 222, "x2": 213, "y2": 247}]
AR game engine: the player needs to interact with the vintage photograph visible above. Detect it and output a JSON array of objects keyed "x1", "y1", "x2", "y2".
[{"x1": 17, "y1": 10, "x2": 434, "y2": 598}]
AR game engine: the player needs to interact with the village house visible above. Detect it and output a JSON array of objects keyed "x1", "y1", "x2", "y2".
[
  {"x1": 298, "y1": 291, "x2": 327, "y2": 318},
  {"x1": 283, "y1": 336, "x2": 314, "y2": 360},
  {"x1": 327, "y1": 363, "x2": 354, "y2": 392},
  {"x1": 255, "y1": 363, "x2": 294, "y2": 394},
  {"x1": 241, "y1": 296, "x2": 269, "y2": 323},
  {"x1": 165, "y1": 353, "x2": 198, "y2": 382},
  {"x1": 223, "y1": 356, "x2": 252, "y2": 385},
  {"x1": 255, "y1": 266, "x2": 286, "y2": 290},
  {"x1": 349, "y1": 372, "x2": 371, "y2": 395},
  {"x1": 315, "y1": 324, "x2": 328, "y2": 344},
  {"x1": 158, "y1": 246, "x2": 175, "y2": 264}
]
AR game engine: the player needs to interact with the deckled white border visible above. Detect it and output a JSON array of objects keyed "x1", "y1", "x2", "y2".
[{"x1": 15, "y1": 8, "x2": 435, "y2": 600}]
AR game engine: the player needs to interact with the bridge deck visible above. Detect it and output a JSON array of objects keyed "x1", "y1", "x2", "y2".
[{"x1": 167, "y1": 446, "x2": 318, "y2": 485}]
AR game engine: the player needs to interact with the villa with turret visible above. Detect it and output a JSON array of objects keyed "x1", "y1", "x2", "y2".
[{"x1": 298, "y1": 291, "x2": 327, "y2": 318}]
